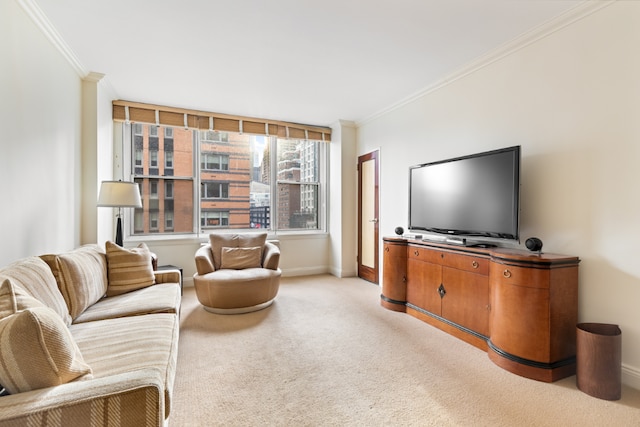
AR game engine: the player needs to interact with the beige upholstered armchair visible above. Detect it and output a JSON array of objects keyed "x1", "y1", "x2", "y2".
[{"x1": 193, "y1": 232, "x2": 281, "y2": 314}]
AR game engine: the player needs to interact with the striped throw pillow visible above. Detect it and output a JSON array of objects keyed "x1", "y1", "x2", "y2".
[
  {"x1": 40, "y1": 244, "x2": 108, "y2": 321},
  {"x1": 105, "y1": 241, "x2": 155, "y2": 297},
  {"x1": 0, "y1": 278, "x2": 45, "y2": 319},
  {"x1": 0, "y1": 307, "x2": 92, "y2": 394}
]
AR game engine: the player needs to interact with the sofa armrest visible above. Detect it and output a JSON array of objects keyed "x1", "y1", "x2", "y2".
[
  {"x1": 0, "y1": 370, "x2": 165, "y2": 427},
  {"x1": 194, "y1": 245, "x2": 215, "y2": 275},
  {"x1": 154, "y1": 269, "x2": 181, "y2": 285},
  {"x1": 263, "y1": 241, "x2": 281, "y2": 270}
]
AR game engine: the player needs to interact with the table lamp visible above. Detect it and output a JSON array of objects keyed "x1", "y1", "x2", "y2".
[{"x1": 97, "y1": 180, "x2": 142, "y2": 246}]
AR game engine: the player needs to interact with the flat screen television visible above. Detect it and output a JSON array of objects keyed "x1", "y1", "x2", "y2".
[{"x1": 408, "y1": 146, "x2": 521, "y2": 242}]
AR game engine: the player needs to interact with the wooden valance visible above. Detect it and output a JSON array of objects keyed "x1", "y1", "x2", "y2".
[{"x1": 112, "y1": 100, "x2": 331, "y2": 142}]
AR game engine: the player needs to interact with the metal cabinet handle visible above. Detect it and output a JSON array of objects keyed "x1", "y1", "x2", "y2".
[
  {"x1": 472, "y1": 261, "x2": 479, "y2": 269},
  {"x1": 402, "y1": 276, "x2": 406, "y2": 283},
  {"x1": 414, "y1": 250, "x2": 419, "y2": 256},
  {"x1": 503, "y1": 269, "x2": 512, "y2": 278},
  {"x1": 385, "y1": 246, "x2": 389, "y2": 252}
]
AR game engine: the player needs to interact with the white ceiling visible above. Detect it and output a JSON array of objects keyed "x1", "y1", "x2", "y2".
[{"x1": 34, "y1": 0, "x2": 584, "y2": 127}]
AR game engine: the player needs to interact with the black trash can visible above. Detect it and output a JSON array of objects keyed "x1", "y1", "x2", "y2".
[{"x1": 576, "y1": 323, "x2": 622, "y2": 400}]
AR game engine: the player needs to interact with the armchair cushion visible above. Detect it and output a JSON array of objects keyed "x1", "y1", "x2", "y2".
[
  {"x1": 210, "y1": 233, "x2": 267, "y2": 270},
  {"x1": 220, "y1": 247, "x2": 262, "y2": 269},
  {"x1": 0, "y1": 307, "x2": 92, "y2": 394}
]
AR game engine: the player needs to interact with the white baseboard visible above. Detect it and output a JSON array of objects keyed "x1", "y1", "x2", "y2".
[
  {"x1": 622, "y1": 364, "x2": 640, "y2": 390},
  {"x1": 281, "y1": 266, "x2": 330, "y2": 277}
]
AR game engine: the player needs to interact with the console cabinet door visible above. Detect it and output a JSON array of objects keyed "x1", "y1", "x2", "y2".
[
  {"x1": 382, "y1": 242, "x2": 407, "y2": 308},
  {"x1": 442, "y1": 267, "x2": 490, "y2": 337},
  {"x1": 489, "y1": 264, "x2": 552, "y2": 363},
  {"x1": 406, "y1": 258, "x2": 442, "y2": 315}
]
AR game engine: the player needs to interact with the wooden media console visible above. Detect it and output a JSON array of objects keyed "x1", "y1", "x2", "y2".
[{"x1": 381, "y1": 237, "x2": 580, "y2": 382}]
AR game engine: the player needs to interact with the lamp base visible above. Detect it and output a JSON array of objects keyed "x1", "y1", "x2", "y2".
[{"x1": 115, "y1": 216, "x2": 123, "y2": 246}]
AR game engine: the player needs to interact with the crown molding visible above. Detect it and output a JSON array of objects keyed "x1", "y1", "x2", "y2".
[
  {"x1": 356, "y1": 0, "x2": 616, "y2": 127},
  {"x1": 17, "y1": 0, "x2": 88, "y2": 77}
]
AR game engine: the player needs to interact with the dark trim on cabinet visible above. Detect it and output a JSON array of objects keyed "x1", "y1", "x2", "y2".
[
  {"x1": 487, "y1": 340, "x2": 576, "y2": 370},
  {"x1": 380, "y1": 294, "x2": 406, "y2": 306},
  {"x1": 406, "y1": 303, "x2": 489, "y2": 343}
]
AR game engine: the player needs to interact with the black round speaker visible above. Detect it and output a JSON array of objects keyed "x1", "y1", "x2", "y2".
[
  {"x1": 525, "y1": 237, "x2": 543, "y2": 252},
  {"x1": 394, "y1": 226, "x2": 404, "y2": 236}
]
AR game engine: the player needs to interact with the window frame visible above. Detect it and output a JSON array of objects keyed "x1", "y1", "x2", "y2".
[{"x1": 119, "y1": 122, "x2": 328, "y2": 242}]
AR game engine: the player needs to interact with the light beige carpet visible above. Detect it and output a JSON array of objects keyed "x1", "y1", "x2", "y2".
[{"x1": 171, "y1": 275, "x2": 639, "y2": 426}]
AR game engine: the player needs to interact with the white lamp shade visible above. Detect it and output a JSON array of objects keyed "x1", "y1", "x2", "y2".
[{"x1": 97, "y1": 181, "x2": 142, "y2": 208}]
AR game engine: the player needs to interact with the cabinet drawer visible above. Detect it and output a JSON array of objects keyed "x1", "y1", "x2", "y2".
[
  {"x1": 384, "y1": 242, "x2": 407, "y2": 259},
  {"x1": 408, "y1": 245, "x2": 442, "y2": 264},
  {"x1": 442, "y1": 252, "x2": 489, "y2": 275},
  {"x1": 490, "y1": 263, "x2": 550, "y2": 289}
]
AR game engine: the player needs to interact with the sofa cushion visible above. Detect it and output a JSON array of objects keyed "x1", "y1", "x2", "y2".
[
  {"x1": 220, "y1": 246, "x2": 262, "y2": 269},
  {"x1": 210, "y1": 233, "x2": 267, "y2": 270},
  {"x1": 105, "y1": 241, "x2": 155, "y2": 297},
  {"x1": 0, "y1": 257, "x2": 72, "y2": 326},
  {"x1": 0, "y1": 307, "x2": 93, "y2": 394},
  {"x1": 70, "y1": 313, "x2": 179, "y2": 418},
  {"x1": 40, "y1": 244, "x2": 108, "y2": 321},
  {"x1": 0, "y1": 278, "x2": 46, "y2": 319},
  {"x1": 73, "y1": 283, "x2": 181, "y2": 323}
]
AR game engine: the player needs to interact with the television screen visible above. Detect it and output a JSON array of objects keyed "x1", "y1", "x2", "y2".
[{"x1": 408, "y1": 146, "x2": 520, "y2": 241}]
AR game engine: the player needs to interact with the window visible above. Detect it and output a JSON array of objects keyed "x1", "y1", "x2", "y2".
[
  {"x1": 150, "y1": 150, "x2": 158, "y2": 168},
  {"x1": 201, "y1": 153, "x2": 229, "y2": 171},
  {"x1": 165, "y1": 211, "x2": 174, "y2": 230},
  {"x1": 127, "y1": 123, "x2": 326, "y2": 237},
  {"x1": 149, "y1": 212, "x2": 159, "y2": 231},
  {"x1": 201, "y1": 182, "x2": 229, "y2": 199},
  {"x1": 201, "y1": 131, "x2": 229, "y2": 143},
  {"x1": 201, "y1": 211, "x2": 229, "y2": 228},
  {"x1": 165, "y1": 151, "x2": 174, "y2": 168},
  {"x1": 150, "y1": 180, "x2": 158, "y2": 198},
  {"x1": 276, "y1": 139, "x2": 320, "y2": 230}
]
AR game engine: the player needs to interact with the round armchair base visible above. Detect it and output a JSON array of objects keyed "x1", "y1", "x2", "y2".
[
  {"x1": 194, "y1": 268, "x2": 281, "y2": 315},
  {"x1": 202, "y1": 298, "x2": 275, "y2": 314}
]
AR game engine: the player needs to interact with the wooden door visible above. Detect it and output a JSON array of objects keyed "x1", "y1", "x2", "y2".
[{"x1": 358, "y1": 151, "x2": 379, "y2": 283}]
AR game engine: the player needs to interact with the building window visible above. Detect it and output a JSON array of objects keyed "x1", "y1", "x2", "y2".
[
  {"x1": 127, "y1": 123, "x2": 326, "y2": 236},
  {"x1": 201, "y1": 211, "x2": 229, "y2": 228},
  {"x1": 149, "y1": 212, "x2": 159, "y2": 231},
  {"x1": 201, "y1": 131, "x2": 229, "y2": 143},
  {"x1": 165, "y1": 151, "x2": 174, "y2": 168},
  {"x1": 201, "y1": 153, "x2": 229, "y2": 171},
  {"x1": 150, "y1": 180, "x2": 158, "y2": 198},
  {"x1": 201, "y1": 182, "x2": 229, "y2": 199},
  {"x1": 150, "y1": 150, "x2": 158, "y2": 168},
  {"x1": 165, "y1": 211, "x2": 174, "y2": 230}
]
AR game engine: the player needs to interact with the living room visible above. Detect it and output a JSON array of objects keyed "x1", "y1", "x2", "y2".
[{"x1": 2, "y1": 0, "x2": 639, "y2": 422}]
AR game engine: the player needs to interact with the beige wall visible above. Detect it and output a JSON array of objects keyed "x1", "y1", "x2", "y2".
[
  {"x1": 0, "y1": 0, "x2": 82, "y2": 264},
  {"x1": 357, "y1": 2, "x2": 640, "y2": 388}
]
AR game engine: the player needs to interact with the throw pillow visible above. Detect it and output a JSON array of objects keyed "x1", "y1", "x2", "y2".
[
  {"x1": 0, "y1": 307, "x2": 93, "y2": 394},
  {"x1": 0, "y1": 278, "x2": 45, "y2": 319},
  {"x1": 40, "y1": 244, "x2": 108, "y2": 321},
  {"x1": 220, "y1": 247, "x2": 262, "y2": 269},
  {"x1": 209, "y1": 233, "x2": 267, "y2": 270},
  {"x1": 105, "y1": 241, "x2": 155, "y2": 297},
  {"x1": 0, "y1": 257, "x2": 72, "y2": 326}
]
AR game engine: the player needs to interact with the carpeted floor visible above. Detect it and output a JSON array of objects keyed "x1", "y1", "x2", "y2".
[{"x1": 170, "y1": 275, "x2": 639, "y2": 426}]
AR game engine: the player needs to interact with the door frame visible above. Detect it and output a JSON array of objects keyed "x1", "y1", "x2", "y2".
[{"x1": 357, "y1": 150, "x2": 379, "y2": 284}]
